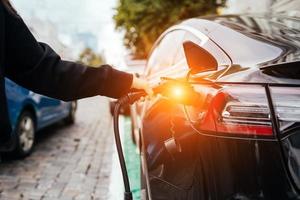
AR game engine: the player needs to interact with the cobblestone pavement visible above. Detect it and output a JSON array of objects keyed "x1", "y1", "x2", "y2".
[{"x1": 0, "y1": 97, "x2": 115, "y2": 200}]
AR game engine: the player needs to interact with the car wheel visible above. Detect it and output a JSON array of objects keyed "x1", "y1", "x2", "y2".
[
  {"x1": 64, "y1": 101, "x2": 77, "y2": 125},
  {"x1": 13, "y1": 111, "x2": 36, "y2": 158}
]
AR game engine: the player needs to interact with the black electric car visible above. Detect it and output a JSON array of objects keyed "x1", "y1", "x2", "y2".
[{"x1": 131, "y1": 13, "x2": 300, "y2": 200}]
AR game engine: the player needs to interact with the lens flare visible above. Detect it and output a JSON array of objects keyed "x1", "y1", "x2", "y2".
[{"x1": 172, "y1": 86, "x2": 184, "y2": 98}]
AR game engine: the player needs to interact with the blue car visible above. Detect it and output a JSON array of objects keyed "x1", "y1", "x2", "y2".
[{"x1": 4, "y1": 78, "x2": 77, "y2": 157}]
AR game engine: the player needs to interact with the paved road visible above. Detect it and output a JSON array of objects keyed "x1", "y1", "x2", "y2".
[{"x1": 0, "y1": 97, "x2": 115, "y2": 200}]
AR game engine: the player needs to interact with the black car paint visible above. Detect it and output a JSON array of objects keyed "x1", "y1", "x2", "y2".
[{"x1": 137, "y1": 14, "x2": 300, "y2": 199}]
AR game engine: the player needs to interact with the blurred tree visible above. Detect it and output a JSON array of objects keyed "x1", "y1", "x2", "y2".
[
  {"x1": 114, "y1": 0, "x2": 226, "y2": 59},
  {"x1": 78, "y1": 48, "x2": 106, "y2": 67}
]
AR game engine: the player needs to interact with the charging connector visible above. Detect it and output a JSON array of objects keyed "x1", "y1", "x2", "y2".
[{"x1": 113, "y1": 79, "x2": 201, "y2": 200}]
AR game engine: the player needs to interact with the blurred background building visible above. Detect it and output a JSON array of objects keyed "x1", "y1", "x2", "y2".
[{"x1": 11, "y1": 0, "x2": 126, "y2": 68}]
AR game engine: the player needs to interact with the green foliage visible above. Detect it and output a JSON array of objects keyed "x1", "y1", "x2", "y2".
[
  {"x1": 114, "y1": 0, "x2": 226, "y2": 58},
  {"x1": 78, "y1": 48, "x2": 106, "y2": 67}
]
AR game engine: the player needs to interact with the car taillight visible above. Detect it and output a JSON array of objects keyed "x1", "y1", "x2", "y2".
[
  {"x1": 270, "y1": 87, "x2": 300, "y2": 133},
  {"x1": 191, "y1": 84, "x2": 274, "y2": 137}
]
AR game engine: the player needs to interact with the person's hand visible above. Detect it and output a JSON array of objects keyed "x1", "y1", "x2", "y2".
[{"x1": 131, "y1": 76, "x2": 153, "y2": 96}]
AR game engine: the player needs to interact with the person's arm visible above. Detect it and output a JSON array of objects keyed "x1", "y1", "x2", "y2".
[{"x1": 3, "y1": 5, "x2": 133, "y2": 101}]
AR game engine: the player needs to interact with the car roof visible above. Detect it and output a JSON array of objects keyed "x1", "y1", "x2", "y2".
[{"x1": 181, "y1": 13, "x2": 300, "y2": 67}]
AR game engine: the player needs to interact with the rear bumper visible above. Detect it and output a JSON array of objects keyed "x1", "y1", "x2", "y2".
[{"x1": 144, "y1": 130, "x2": 299, "y2": 199}]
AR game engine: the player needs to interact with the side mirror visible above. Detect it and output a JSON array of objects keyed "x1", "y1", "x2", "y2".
[{"x1": 183, "y1": 41, "x2": 218, "y2": 74}]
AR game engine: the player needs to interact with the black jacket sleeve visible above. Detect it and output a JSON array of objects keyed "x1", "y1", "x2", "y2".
[{"x1": 3, "y1": 6, "x2": 133, "y2": 101}]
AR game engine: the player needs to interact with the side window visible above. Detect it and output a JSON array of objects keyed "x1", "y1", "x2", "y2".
[
  {"x1": 172, "y1": 32, "x2": 231, "y2": 69},
  {"x1": 182, "y1": 33, "x2": 231, "y2": 66},
  {"x1": 172, "y1": 33, "x2": 203, "y2": 66},
  {"x1": 146, "y1": 30, "x2": 185, "y2": 76},
  {"x1": 146, "y1": 29, "x2": 231, "y2": 80}
]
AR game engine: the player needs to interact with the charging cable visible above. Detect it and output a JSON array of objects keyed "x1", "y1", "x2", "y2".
[{"x1": 113, "y1": 91, "x2": 147, "y2": 200}]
